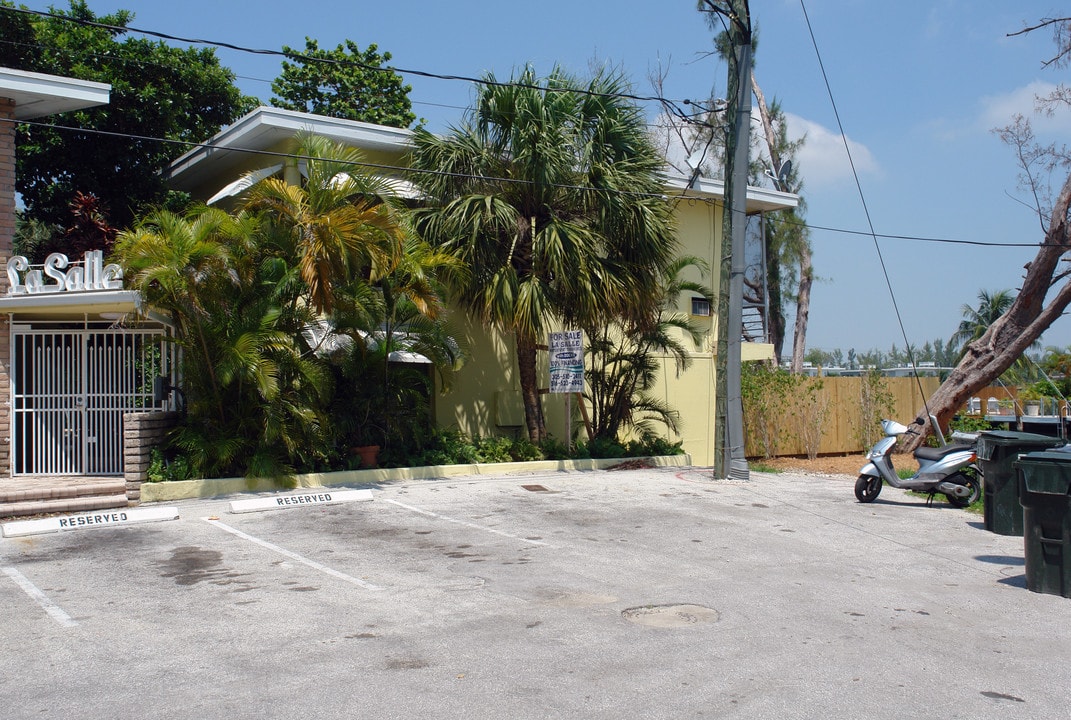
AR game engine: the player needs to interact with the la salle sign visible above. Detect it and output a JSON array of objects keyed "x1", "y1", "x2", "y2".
[{"x1": 6, "y1": 250, "x2": 123, "y2": 295}]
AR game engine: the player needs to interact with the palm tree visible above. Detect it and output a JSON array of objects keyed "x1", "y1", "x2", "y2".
[
  {"x1": 409, "y1": 66, "x2": 677, "y2": 441},
  {"x1": 951, "y1": 289, "x2": 1014, "y2": 357},
  {"x1": 113, "y1": 206, "x2": 332, "y2": 479},
  {"x1": 584, "y1": 256, "x2": 711, "y2": 441},
  {"x1": 243, "y1": 132, "x2": 406, "y2": 315},
  {"x1": 113, "y1": 206, "x2": 249, "y2": 422},
  {"x1": 241, "y1": 134, "x2": 465, "y2": 463}
]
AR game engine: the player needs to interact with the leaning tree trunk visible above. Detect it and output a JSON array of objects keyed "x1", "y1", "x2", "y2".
[
  {"x1": 902, "y1": 171, "x2": 1071, "y2": 453},
  {"x1": 790, "y1": 244, "x2": 813, "y2": 373},
  {"x1": 751, "y1": 77, "x2": 787, "y2": 362}
]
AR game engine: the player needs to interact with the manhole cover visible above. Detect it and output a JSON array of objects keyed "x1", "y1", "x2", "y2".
[{"x1": 622, "y1": 604, "x2": 720, "y2": 628}]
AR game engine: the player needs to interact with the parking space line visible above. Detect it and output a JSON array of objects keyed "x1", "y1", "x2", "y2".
[
  {"x1": 384, "y1": 499, "x2": 550, "y2": 547},
  {"x1": 2, "y1": 565, "x2": 78, "y2": 627},
  {"x1": 201, "y1": 518, "x2": 382, "y2": 591}
]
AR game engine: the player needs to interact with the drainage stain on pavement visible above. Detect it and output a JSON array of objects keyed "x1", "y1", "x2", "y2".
[{"x1": 158, "y1": 546, "x2": 253, "y2": 589}]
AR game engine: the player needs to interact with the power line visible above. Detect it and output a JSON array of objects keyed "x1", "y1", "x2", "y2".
[
  {"x1": 2, "y1": 5, "x2": 713, "y2": 125},
  {"x1": 6, "y1": 116, "x2": 1045, "y2": 251},
  {"x1": 0, "y1": 35, "x2": 476, "y2": 118},
  {"x1": 800, "y1": 0, "x2": 934, "y2": 420}
]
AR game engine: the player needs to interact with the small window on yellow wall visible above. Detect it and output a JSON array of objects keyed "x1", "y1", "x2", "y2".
[{"x1": 691, "y1": 297, "x2": 711, "y2": 316}]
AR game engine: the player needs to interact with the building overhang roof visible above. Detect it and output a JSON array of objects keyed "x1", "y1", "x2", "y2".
[
  {"x1": 165, "y1": 105, "x2": 800, "y2": 213},
  {"x1": 164, "y1": 106, "x2": 415, "y2": 193},
  {"x1": 0, "y1": 67, "x2": 110, "y2": 120},
  {"x1": 0, "y1": 289, "x2": 141, "y2": 318},
  {"x1": 662, "y1": 174, "x2": 799, "y2": 214}
]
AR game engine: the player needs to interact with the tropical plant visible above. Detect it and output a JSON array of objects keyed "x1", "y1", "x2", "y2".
[
  {"x1": 950, "y1": 289, "x2": 1014, "y2": 357},
  {"x1": 115, "y1": 130, "x2": 462, "y2": 478},
  {"x1": 243, "y1": 132, "x2": 406, "y2": 316},
  {"x1": 409, "y1": 65, "x2": 677, "y2": 441},
  {"x1": 113, "y1": 206, "x2": 333, "y2": 480},
  {"x1": 583, "y1": 255, "x2": 711, "y2": 442}
]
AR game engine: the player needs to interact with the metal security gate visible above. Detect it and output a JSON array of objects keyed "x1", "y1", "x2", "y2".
[{"x1": 11, "y1": 324, "x2": 174, "y2": 476}]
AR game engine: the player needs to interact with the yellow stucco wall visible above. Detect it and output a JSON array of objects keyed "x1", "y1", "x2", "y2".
[{"x1": 431, "y1": 197, "x2": 775, "y2": 467}]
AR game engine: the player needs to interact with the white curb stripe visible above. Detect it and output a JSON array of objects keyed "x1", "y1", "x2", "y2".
[
  {"x1": 384, "y1": 499, "x2": 549, "y2": 546},
  {"x1": 2, "y1": 565, "x2": 77, "y2": 627},
  {"x1": 202, "y1": 518, "x2": 381, "y2": 591}
]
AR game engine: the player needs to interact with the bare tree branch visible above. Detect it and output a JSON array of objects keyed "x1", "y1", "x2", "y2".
[{"x1": 1007, "y1": 17, "x2": 1071, "y2": 38}]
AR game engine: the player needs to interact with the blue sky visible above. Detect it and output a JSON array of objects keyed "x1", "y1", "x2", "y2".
[{"x1": 34, "y1": 0, "x2": 1071, "y2": 356}]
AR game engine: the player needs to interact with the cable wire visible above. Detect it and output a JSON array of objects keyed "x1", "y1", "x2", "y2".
[
  {"x1": 799, "y1": 0, "x2": 933, "y2": 424},
  {"x1": 2, "y1": 5, "x2": 711, "y2": 122},
  {"x1": 5, "y1": 115, "x2": 1050, "y2": 249}
]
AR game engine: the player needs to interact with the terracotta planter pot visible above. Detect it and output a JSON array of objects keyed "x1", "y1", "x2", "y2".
[{"x1": 352, "y1": 445, "x2": 380, "y2": 468}]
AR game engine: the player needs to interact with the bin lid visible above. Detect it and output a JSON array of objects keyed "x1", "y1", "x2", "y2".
[
  {"x1": 979, "y1": 430, "x2": 1065, "y2": 444},
  {"x1": 978, "y1": 431, "x2": 1065, "y2": 461},
  {"x1": 1016, "y1": 451, "x2": 1071, "y2": 495}
]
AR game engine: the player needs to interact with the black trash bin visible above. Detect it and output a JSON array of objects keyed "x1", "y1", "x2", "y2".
[
  {"x1": 1016, "y1": 451, "x2": 1071, "y2": 597},
  {"x1": 978, "y1": 431, "x2": 1065, "y2": 536}
]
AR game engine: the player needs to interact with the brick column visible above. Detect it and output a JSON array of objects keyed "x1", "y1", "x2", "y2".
[
  {"x1": 123, "y1": 411, "x2": 181, "y2": 503},
  {"x1": 0, "y1": 98, "x2": 16, "y2": 478}
]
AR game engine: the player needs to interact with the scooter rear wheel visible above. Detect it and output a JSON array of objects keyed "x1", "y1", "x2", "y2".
[
  {"x1": 944, "y1": 469, "x2": 981, "y2": 508},
  {"x1": 855, "y1": 474, "x2": 882, "y2": 503}
]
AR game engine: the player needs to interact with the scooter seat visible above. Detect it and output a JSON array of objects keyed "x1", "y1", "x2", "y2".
[{"x1": 914, "y1": 443, "x2": 974, "y2": 462}]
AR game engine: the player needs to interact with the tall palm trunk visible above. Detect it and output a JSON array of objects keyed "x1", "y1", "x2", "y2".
[{"x1": 515, "y1": 333, "x2": 546, "y2": 442}]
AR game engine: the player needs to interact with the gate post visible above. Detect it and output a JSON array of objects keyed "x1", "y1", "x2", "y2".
[
  {"x1": 0, "y1": 97, "x2": 16, "y2": 478},
  {"x1": 123, "y1": 411, "x2": 180, "y2": 503}
]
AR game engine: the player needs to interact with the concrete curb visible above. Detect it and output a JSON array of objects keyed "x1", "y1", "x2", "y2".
[{"x1": 139, "y1": 454, "x2": 693, "y2": 503}]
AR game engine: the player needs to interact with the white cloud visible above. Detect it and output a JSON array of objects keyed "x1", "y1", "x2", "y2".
[
  {"x1": 783, "y1": 112, "x2": 880, "y2": 190},
  {"x1": 979, "y1": 81, "x2": 1071, "y2": 135},
  {"x1": 650, "y1": 110, "x2": 880, "y2": 191}
]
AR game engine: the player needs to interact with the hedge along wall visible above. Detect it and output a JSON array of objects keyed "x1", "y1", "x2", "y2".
[{"x1": 743, "y1": 375, "x2": 942, "y2": 458}]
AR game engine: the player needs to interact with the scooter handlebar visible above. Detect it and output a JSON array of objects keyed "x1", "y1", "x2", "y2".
[{"x1": 904, "y1": 417, "x2": 925, "y2": 435}]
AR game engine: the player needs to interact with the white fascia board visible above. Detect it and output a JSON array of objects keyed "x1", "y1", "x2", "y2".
[
  {"x1": 662, "y1": 173, "x2": 799, "y2": 214},
  {"x1": 0, "y1": 67, "x2": 110, "y2": 120},
  {"x1": 164, "y1": 106, "x2": 414, "y2": 191},
  {"x1": 0, "y1": 289, "x2": 141, "y2": 315}
]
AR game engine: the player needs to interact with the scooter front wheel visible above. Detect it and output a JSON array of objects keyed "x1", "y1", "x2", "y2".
[{"x1": 855, "y1": 474, "x2": 883, "y2": 503}]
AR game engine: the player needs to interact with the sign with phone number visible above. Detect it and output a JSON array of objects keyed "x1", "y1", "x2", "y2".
[{"x1": 549, "y1": 330, "x2": 584, "y2": 394}]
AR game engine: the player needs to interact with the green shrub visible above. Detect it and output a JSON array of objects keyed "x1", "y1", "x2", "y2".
[
  {"x1": 510, "y1": 438, "x2": 544, "y2": 462},
  {"x1": 146, "y1": 447, "x2": 194, "y2": 482},
  {"x1": 625, "y1": 435, "x2": 684, "y2": 457},
  {"x1": 584, "y1": 436, "x2": 628, "y2": 459},
  {"x1": 539, "y1": 437, "x2": 572, "y2": 460},
  {"x1": 475, "y1": 436, "x2": 513, "y2": 464}
]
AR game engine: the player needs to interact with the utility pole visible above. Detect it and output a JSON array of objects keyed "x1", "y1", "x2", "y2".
[{"x1": 707, "y1": 0, "x2": 752, "y2": 480}]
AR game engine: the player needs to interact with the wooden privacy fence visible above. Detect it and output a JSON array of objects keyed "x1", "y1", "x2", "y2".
[{"x1": 743, "y1": 376, "x2": 941, "y2": 458}]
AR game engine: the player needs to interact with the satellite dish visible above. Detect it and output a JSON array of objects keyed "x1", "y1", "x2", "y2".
[{"x1": 776, "y1": 159, "x2": 793, "y2": 187}]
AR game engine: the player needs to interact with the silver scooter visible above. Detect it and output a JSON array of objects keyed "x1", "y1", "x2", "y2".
[{"x1": 855, "y1": 417, "x2": 981, "y2": 507}]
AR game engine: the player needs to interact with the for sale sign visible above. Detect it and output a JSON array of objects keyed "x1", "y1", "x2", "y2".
[{"x1": 549, "y1": 330, "x2": 584, "y2": 393}]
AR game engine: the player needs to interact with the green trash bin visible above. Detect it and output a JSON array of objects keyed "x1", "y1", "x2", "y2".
[
  {"x1": 1016, "y1": 451, "x2": 1071, "y2": 597},
  {"x1": 978, "y1": 431, "x2": 1065, "y2": 536}
]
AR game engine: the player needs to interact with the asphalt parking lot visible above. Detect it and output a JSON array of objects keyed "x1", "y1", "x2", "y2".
[{"x1": 1, "y1": 466, "x2": 1067, "y2": 719}]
